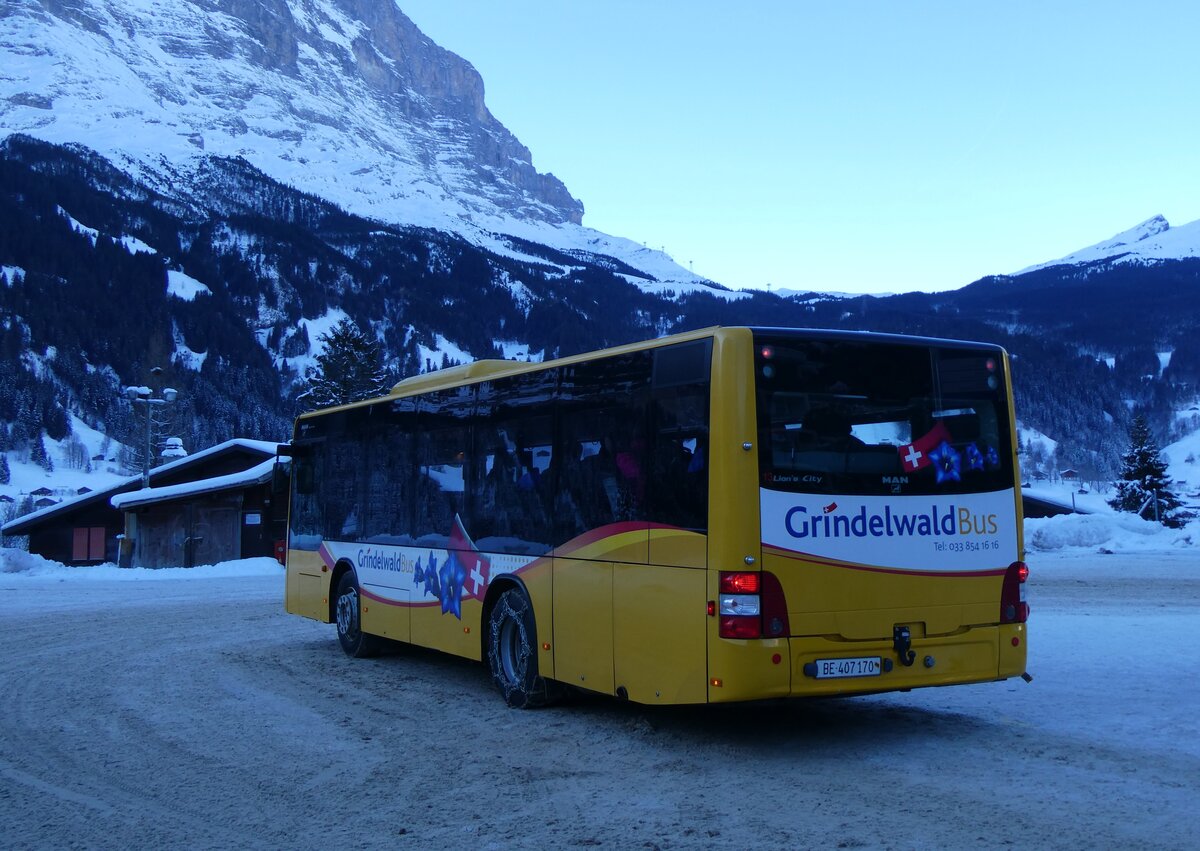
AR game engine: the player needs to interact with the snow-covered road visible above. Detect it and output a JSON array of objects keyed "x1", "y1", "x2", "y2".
[{"x1": 1, "y1": 551, "x2": 1197, "y2": 849}]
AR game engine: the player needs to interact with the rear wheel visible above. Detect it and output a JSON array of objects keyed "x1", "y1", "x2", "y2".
[
  {"x1": 335, "y1": 571, "x2": 382, "y2": 658},
  {"x1": 487, "y1": 588, "x2": 561, "y2": 708}
]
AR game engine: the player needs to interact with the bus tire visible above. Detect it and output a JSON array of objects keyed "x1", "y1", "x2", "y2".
[
  {"x1": 335, "y1": 570, "x2": 381, "y2": 658},
  {"x1": 487, "y1": 588, "x2": 561, "y2": 708}
]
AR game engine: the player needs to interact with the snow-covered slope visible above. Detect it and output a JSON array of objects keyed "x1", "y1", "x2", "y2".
[
  {"x1": 0, "y1": 0, "x2": 720, "y2": 293},
  {"x1": 1016, "y1": 215, "x2": 1200, "y2": 274}
]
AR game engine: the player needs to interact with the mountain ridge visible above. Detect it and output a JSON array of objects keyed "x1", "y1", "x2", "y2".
[
  {"x1": 1016, "y1": 214, "x2": 1200, "y2": 274},
  {"x1": 1, "y1": 1, "x2": 1198, "y2": 511},
  {"x1": 2, "y1": 1, "x2": 585, "y2": 229},
  {"x1": 1, "y1": 132, "x2": 1198, "y2": 511}
]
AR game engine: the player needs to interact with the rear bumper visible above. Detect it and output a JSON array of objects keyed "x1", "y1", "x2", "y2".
[
  {"x1": 787, "y1": 623, "x2": 1026, "y2": 697},
  {"x1": 706, "y1": 623, "x2": 1027, "y2": 702}
]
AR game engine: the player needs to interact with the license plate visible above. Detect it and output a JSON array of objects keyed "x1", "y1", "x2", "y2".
[{"x1": 813, "y1": 656, "x2": 882, "y2": 679}]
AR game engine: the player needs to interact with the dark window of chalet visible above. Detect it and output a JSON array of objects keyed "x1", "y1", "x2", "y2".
[{"x1": 72, "y1": 526, "x2": 106, "y2": 561}]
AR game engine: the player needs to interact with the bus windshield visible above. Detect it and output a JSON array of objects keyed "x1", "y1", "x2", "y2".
[{"x1": 754, "y1": 334, "x2": 1013, "y2": 497}]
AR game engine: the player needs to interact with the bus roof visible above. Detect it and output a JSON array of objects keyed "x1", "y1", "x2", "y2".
[
  {"x1": 297, "y1": 325, "x2": 1006, "y2": 420},
  {"x1": 748, "y1": 326, "x2": 1008, "y2": 353},
  {"x1": 386, "y1": 325, "x2": 725, "y2": 397}
]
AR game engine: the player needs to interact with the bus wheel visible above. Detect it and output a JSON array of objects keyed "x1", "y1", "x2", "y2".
[
  {"x1": 335, "y1": 571, "x2": 381, "y2": 658},
  {"x1": 487, "y1": 588, "x2": 561, "y2": 708}
]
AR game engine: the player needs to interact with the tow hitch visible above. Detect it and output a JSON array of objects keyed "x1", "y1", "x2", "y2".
[{"x1": 893, "y1": 625, "x2": 917, "y2": 667}]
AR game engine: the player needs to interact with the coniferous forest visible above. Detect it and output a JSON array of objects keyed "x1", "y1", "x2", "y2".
[{"x1": 2, "y1": 134, "x2": 1198, "y2": 483}]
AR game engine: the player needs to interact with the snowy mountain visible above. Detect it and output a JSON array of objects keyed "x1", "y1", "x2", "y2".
[
  {"x1": 0, "y1": 0, "x2": 716, "y2": 292},
  {"x1": 2, "y1": 0, "x2": 1199, "y2": 522},
  {"x1": 1016, "y1": 214, "x2": 1200, "y2": 274}
]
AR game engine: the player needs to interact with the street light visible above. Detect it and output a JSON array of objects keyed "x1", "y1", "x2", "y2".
[{"x1": 123, "y1": 375, "x2": 179, "y2": 487}]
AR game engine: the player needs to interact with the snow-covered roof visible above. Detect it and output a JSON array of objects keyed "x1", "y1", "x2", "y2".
[
  {"x1": 148, "y1": 438, "x2": 280, "y2": 479},
  {"x1": 110, "y1": 458, "x2": 278, "y2": 510},
  {"x1": 1, "y1": 473, "x2": 140, "y2": 534},
  {"x1": 2, "y1": 438, "x2": 282, "y2": 534}
]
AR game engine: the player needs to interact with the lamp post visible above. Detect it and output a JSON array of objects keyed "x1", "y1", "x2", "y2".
[{"x1": 123, "y1": 377, "x2": 179, "y2": 487}]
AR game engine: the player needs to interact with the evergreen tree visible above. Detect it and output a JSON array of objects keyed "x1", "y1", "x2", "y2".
[
  {"x1": 1108, "y1": 415, "x2": 1187, "y2": 527},
  {"x1": 30, "y1": 433, "x2": 53, "y2": 472},
  {"x1": 0, "y1": 452, "x2": 9, "y2": 484},
  {"x1": 299, "y1": 319, "x2": 390, "y2": 410}
]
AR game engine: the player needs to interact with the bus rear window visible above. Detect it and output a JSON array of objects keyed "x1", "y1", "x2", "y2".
[{"x1": 755, "y1": 336, "x2": 1013, "y2": 496}]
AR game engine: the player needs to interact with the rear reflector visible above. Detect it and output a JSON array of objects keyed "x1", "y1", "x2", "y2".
[{"x1": 719, "y1": 616, "x2": 762, "y2": 639}]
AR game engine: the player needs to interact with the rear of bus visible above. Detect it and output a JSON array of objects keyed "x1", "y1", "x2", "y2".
[{"x1": 714, "y1": 329, "x2": 1028, "y2": 698}]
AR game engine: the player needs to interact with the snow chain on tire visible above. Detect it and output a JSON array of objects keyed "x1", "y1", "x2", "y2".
[
  {"x1": 335, "y1": 570, "x2": 381, "y2": 658},
  {"x1": 487, "y1": 588, "x2": 560, "y2": 708}
]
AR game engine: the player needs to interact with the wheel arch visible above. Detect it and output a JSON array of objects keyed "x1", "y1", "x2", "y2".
[{"x1": 328, "y1": 558, "x2": 355, "y2": 623}]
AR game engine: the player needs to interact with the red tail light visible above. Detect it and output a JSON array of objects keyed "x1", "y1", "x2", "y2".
[
  {"x1": 717, "y1": 571, "x2": 788, "y2": 639},
  {"x1": 720, "y1": 572, "x2": 760, "y2": 594},
  {"x1": 1000, "y1": 561, "x2": 1029, "y2": 623}
]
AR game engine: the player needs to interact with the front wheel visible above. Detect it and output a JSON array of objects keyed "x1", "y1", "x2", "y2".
[
  {"x1": 487, "y1": 588, "x2": 561, "y2": 708},
  {"x1": 335, "y1": 570, "x2": 382, "y2": 658}
]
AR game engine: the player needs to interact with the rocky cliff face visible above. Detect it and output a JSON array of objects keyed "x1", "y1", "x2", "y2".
[{"x1": 1, "y1": 0, "x2": 584, "y2": 227}]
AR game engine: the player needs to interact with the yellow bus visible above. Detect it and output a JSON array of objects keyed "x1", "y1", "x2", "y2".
[{"x1": 282, "y1": 326, "x2": 1029, "y2": 706}]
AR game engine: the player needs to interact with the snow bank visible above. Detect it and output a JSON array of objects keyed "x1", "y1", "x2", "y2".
[
  {"x1": 1027, "y1": 512, "x2": 1196, "y2": 553},
  {"x1": 0, "y1": 549, "x2": 283, "y2": 580}
]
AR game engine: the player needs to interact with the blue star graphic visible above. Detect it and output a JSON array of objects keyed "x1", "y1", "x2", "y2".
[
  {"x1": 965, "y1": 442, "x2": 985, "y2": 472},
  {"x1": 986, "y1": 446, "x2": 1001, "y2": 469}
]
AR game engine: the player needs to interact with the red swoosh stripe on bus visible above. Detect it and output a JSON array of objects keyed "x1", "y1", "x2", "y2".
[{"x1": 552, "y1": 521, "x2": 678, "y2": 557}]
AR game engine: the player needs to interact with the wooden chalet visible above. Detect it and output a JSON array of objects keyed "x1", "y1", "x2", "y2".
[{"x1": 2, "y1": 439, "x2": 288, "y2": 568}]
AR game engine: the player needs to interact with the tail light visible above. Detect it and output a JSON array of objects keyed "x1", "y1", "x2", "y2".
[
  {"x1": 719, "y1": 571, "x2": 761, "y2": 638},
  {"x1": 1000, "y1": 561, "x2": 1029, "y2": 623},
  {"x1": 717, "y1": 571, "x2": 790, "y2": 639}
]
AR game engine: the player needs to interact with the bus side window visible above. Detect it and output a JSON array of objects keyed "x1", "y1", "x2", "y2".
[
  {"x1": 360, "y1": 414, "x2": 417, "y2": 546},
  {"x1": 288, "y1": 449, "x2": 323, "y2": 550},
  {"x1": 470, "y1": 414, "x2": 554, "y2": 554},
  {"x1": 649, "y1": 342, "x2": 711, "y2": 533},
  {"x1": 294, "y1": 458, "x2": 315, "y2": 495},
  {"x1": 413, "y1": 389, "x2": 473, "y2": 547},
  {"x1": 558, "y1": 410, "x2": 646, "y2": 537},
  {"x1": 324, "y1": 435, "x2": 361, "y2": 541},
  {"x1": 557, "y1": 351, "x2": 653, "y2": 540}
]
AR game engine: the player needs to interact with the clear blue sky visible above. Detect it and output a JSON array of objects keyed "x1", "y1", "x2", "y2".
[{"x1": 398, "y1": 1, "x2": 1200, "y2": 294}]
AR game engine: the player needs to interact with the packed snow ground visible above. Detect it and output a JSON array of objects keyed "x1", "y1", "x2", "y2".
[{"x1": 1, "y1": 513, "x2": 1198, "y2": 848}]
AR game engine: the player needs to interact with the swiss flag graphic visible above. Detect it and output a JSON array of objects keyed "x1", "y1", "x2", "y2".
[
  {"x1": 448, "y1": 515, "x2": 491, "y2": 600},
  {"x1": 898, "y1": 422, "x2": 952, "y2": 473}
]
